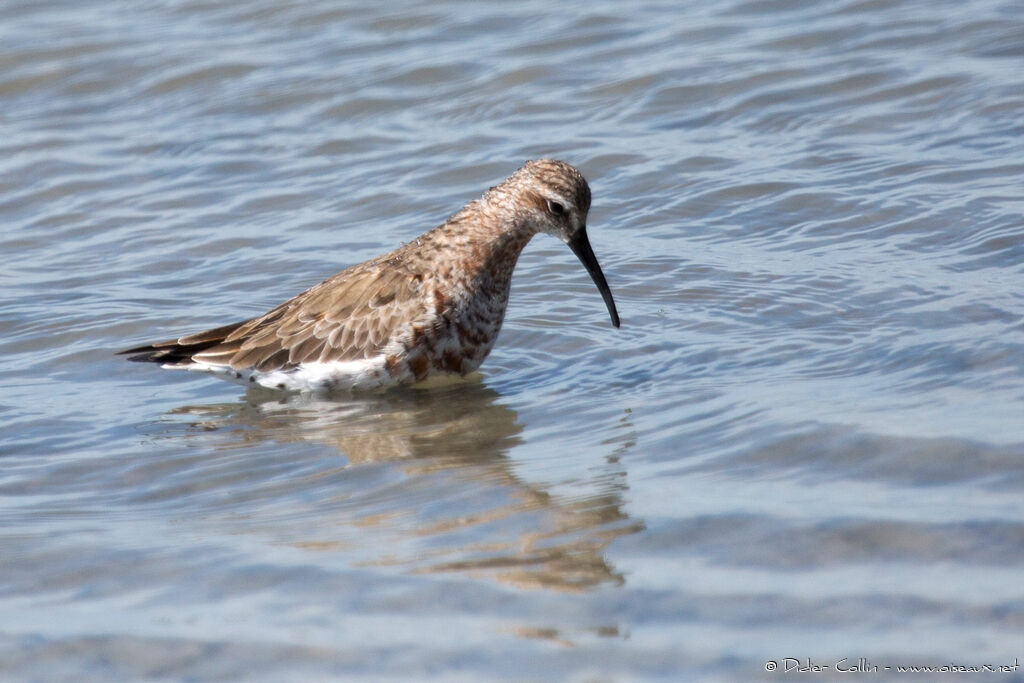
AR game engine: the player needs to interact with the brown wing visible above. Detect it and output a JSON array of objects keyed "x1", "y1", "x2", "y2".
[{"x1": 121, "y1": 259, "x2": 426, "y2": 372}]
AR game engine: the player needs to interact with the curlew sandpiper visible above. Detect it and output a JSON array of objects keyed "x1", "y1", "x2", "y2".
[{"x1": 120, "y1": 159, "x2": 620, "y2": 391}]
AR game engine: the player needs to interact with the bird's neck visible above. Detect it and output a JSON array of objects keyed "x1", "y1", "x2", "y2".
[
  {"x1": 469, "y1": 213, "x2": 535, "y2": 292},
  {"x1": 473, "y1": 228, "x2": 534, "y2": 296},
  {"x1": 430, "y1": 201, "x2": 536, "y2": 296}
]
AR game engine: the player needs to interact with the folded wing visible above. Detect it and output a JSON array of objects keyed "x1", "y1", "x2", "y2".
[{"x1": 119, "y1": 260, "x2": 426, "y2": 372}]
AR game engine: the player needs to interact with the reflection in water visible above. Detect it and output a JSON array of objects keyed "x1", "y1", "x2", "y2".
[{"x1": 169, "y1": 381, "x2": 641, "y2": 592}]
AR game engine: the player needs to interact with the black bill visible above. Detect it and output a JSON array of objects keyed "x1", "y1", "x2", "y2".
[{"x1": 567, "y1": 227, "x2": 621, "y2": 328}]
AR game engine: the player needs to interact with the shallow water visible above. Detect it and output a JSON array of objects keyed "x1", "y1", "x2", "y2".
[{"x1": 2, "y1": 0, "x2": 1023, "y2": 679}]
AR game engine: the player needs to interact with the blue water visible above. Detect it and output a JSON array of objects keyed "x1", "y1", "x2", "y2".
[{"x1": 2, "y1": 0, "x2": 1023, "y2": 679}]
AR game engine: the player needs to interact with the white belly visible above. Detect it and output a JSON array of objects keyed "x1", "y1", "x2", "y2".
[{"x1": 169, "y1": 356, "x2": 397, "y2": 392}]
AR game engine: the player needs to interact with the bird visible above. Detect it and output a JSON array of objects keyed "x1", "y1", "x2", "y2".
[{"x1": 119, "y1": 159, "x2": 620, "y2": 392}]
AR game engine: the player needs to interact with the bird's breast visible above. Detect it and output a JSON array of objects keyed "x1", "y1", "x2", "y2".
[{"x1": 384, "y1": 284, "x2": 509, "y2": 384}]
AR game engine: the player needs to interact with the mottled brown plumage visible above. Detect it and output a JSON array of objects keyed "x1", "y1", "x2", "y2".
[{"x1": 120, "y1": 159, "x2": 620, "y2": 391}]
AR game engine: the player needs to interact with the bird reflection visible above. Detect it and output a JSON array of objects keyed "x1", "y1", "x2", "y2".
[{"x1": 169, "y1": 380, "x2": 641, "y2": 592}]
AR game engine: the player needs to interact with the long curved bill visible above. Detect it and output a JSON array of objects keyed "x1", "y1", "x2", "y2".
[{"x1": 566, "y1": 227, "x2": 621, "y2": 328}]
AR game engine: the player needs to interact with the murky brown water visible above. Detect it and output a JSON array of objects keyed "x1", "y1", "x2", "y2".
[{"x1": 2, "y1": 0, "x2": 1023, "y2": 679}]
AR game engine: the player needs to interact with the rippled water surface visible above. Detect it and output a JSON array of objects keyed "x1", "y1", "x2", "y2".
[{"x1": 3, "y1": 0, "x2": 1023, "y2": 679}]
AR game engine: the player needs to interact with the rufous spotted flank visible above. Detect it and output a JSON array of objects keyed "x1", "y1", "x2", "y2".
[{"x1": 120, "y1": 159, "x2": 620, "y2": 392}]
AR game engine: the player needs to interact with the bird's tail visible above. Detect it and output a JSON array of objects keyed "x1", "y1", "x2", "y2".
[{"x1": 117, "y1": 320, "x2": 247, "y2": 365}]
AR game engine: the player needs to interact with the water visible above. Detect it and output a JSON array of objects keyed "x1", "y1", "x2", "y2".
[{"x1": 2, "y1": 0, "x2": 1023, "y2": 679}]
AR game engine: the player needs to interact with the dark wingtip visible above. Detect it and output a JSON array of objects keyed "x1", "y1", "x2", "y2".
[
  {"x1": 117, "y1": 344, "x2": 155, "y2": 357},
  {"x1": 117, "y1": 320, "x2": 248, "y2": 366},
  {"x1": 117, "y1": 343, "x2": 190, "y2": 365}
]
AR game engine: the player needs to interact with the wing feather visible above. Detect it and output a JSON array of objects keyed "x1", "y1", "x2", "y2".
[
  {"x1": 122, "y1": 253, "x2": 427, "y2": 374},
  {"x1": 188, "y1": 260, "x2": 424, "y2": 371}
]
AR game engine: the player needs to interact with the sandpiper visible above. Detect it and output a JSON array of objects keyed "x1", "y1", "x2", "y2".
[{"x1": 120, "y1": 159, "x2": 620, "y2": 392}]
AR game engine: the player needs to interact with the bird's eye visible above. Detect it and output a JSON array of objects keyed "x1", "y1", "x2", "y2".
[{"x1": 546, "y1": 200, "x2": 566, "y2": 216}]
